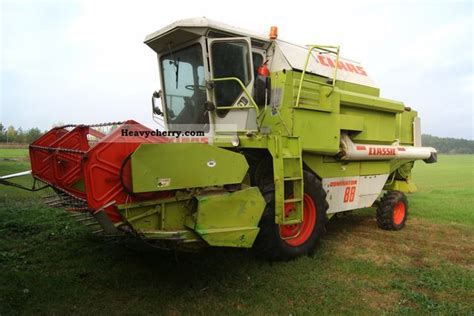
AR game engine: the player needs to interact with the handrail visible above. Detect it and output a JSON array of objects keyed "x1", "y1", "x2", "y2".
[
  {"x1": 210, "y1": 77, "x2": 260, "y2": 118},
  {"x1": 295, "y1": 45, "x2": 340, "y2": 108}
]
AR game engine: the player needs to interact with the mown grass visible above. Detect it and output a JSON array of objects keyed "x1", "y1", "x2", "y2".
[
  {"x1": 410, "y1": 155, "x2": 474, "y2": 226},
  {"x1": 0, "y1": 149, "x2": 29, "y2": 160},
  {"x1": 0, "y1": 151, "x2": 473, "y2": 315}
]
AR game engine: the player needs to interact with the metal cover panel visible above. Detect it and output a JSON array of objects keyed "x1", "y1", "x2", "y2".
[
  {"x1": 323, "y1": 174, "x2": 389, "y2": 213},
  {"x1": 277, "y1": 40, "x2": 378, "y2": 88},
  {"x1": 131, "y1": 143, "x2": 249, "y2": 193}
]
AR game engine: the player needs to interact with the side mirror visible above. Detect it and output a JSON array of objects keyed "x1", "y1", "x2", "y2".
[{"x1": 152, "y1": 90, "x2": 163, "y2": 116}]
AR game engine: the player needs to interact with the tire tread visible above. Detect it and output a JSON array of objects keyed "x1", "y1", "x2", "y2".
[{"x1": 376, "y1": 190, "x2": 408, "y2": 230}]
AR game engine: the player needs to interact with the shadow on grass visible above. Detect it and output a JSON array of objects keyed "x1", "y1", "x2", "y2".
[
  {"x1": 325, "y1": 209, "x2": 375, "y2": 234},
  {"x1": 87, "y1": 209, "x2": 377, "y2": 289}
]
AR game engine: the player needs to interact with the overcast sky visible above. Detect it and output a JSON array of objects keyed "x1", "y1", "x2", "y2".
[{"x1": 1, "y1": 0, "x2": 473, "y2": 139}]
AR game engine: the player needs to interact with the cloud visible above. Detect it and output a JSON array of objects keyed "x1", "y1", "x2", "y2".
[{"x1": 461, "y1": 74, "x2": 474, "y2": 94}]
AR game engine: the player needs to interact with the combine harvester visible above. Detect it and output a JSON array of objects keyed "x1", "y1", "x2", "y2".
[{"x1": 1, "y1": 18, "x2": 437, "y2": 260}]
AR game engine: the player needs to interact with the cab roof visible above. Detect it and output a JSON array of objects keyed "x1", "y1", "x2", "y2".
[
  {"x1": 144, "y1": 17, "x2": 269, "y2": 45},
  {"x1": 145, "y1": 18, "x2": 378, "y2": 88}
]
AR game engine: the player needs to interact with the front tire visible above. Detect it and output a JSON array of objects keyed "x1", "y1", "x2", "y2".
[
  {"x1": 253, "y1": 170, "x2": 328, "y2": 261},
  {"x1": 376, "y1": 190, "x2": 408, "y2": 230}
]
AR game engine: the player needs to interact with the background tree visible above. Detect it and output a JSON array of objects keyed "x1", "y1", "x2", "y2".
[
  {"x1": 0, "y1": 123, "x2": 6, "y2": 142},
  {"x1": 422, "y1": 134, "x2": 474, "y2": 154},
  {"x1": 25, "y1": 128, "x2": 42, "y2": 143},
  {"x1": 16, "y1": 128, "x2": 25, "y2": 143},
  {"x1": 6, "y1": 126, "x2": 17, "y2": 143}
]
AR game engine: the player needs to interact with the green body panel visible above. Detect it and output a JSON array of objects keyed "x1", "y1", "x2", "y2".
[
  {"x1": 340, "y1": 114, "x2": 364, "y2": 132},
  {"x1": 258, "y1": 70, "x2": 417, "y2": 180},
  {"x1": 398, "y1": 111, "x2": 417, "y2": 144},
  {"x1": 393, "y1": 161, "x2": 415, "y2": 178},
  {"x1": 335, "y1": 79, "x2": 380, "y2": 97},
  {"x1": 262, "y1": 70, "x2": 414, "y2": 148},
  {"x1": 115, "y1": 187, "x2": 265, "y2": 248},
  {"x1": 360, "y1": 160, "x2": 391, "y2": 175},
  {"x1": 193, "y1": 187, "x2": 265, "y2": 248},
  {"x1": 303, "y1": 154, "x2": 391, "y2": 178},
  {"x1": 340, "y1": 106, "x2": 397, "y2": 143},
  {"x1": 384, "y1": 180, "x2": 418, "y2": 193},
  {"x1": 339, "y1": 90, "x2": 404, "y2": 113},
  {"x1": 265, "y1": 71, "x2": 293, "y2": 135},
  {"x1": 116, "y1": 193, "x2": 202, "y2": 243},
  {"x1": 131, "y1": 143, "x2": 248, "y2": 193},
  {"x1": 290, "y1": 74, "x2": 338, "y2": 112},
  {"x1": 293, "y1": 110, "x2": 340, "y2": 154}
]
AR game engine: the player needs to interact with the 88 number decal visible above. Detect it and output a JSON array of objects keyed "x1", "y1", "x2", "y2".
[{"x1": 343, "y1": 186, "x2": 356, "y2": 203}]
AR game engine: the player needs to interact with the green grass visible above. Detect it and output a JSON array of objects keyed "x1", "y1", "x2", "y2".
[
  {"x1": 410, "y1": 155, "x2": 474, "y2": 225},
  {"x1": 0, "y1": 149, "x2": 29, "y2": 159},
  {"x1": 1, "y1": 150, "x2": 473, "y2": 315}
]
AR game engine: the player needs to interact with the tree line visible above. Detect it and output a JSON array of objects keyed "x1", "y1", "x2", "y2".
[
  {"x1": 0, "y1": 123, "x2": 43, "y2": 144},
  {"x1": 422, "y1": 134, "x2": 474, "y2": 154},
  {"x1": 0, "y1": 123, "x2": 473, "y2": 154}
]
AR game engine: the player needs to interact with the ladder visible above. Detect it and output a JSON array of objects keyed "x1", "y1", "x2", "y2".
[{"x1": 272, "y1": 135, "x2": 304, "y2": 237}]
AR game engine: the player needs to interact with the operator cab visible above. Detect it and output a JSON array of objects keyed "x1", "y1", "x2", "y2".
[
  {"x1": 145, "y1": 18, "x2": 272, "y2": 134},
  {"x1": 160, "y1": 44, "x2": 207, "y2": 127}
]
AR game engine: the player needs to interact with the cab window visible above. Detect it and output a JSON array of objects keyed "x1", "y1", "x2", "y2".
[{"x1": 211, "y1": 41, "x2": 251, "y2": 109}]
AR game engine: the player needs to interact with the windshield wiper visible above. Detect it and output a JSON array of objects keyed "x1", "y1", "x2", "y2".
[
  {"x1": 167, "y1": 42, "x2": 180, "y2": 89},
  {"x1": 175, "y1": 57, "x2": 180, "y2": 89}
]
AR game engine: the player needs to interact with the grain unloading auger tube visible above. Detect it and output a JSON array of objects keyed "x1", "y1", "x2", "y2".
[{"x1": 339, "y1": 134, "x2": 437, "y2": 163}]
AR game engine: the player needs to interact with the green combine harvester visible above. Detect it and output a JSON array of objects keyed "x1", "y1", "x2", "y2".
[{"x1": 1, "y1": 18, "x2": 437, "y2": 260}]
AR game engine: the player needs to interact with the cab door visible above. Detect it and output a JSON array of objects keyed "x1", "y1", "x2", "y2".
[{"x1": 207, "y1": 37, "x2": 256, "y2": 131}]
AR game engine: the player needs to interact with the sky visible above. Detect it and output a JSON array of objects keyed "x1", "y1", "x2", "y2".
[{"x1": 1, "y1": 0, "x2": 473, "y2": 139}]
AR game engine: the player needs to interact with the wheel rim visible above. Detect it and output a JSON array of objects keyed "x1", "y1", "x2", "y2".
[
  {"x1": 280, "y1": 193, "x2": 317, "y2": 246},
  {"x1": 393, "y1": 201, "x2": 406, "y2": 225}
]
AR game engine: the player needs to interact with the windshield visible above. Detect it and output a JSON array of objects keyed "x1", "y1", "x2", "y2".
[{"x1": 160, "y1": 44, "x2": 208, "y2": 129}]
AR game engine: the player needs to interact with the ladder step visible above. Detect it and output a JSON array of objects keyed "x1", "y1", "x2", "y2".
[
  {"x1": 282, "y1": 155, "x2": 300, "y2": 159},
  {"x1": 284, "y1": 176, "x2": 302, "y2": 181},
  {"x1": 282, "y1": 219, "x2": 302, "y2": 225},
  {"x1": 284, "y1": 198, "x2": 302, "y2": 203},
  {"x1": 85, "y1": 222, "x2": 100, "y2": 227},
  {"x1": 76, "y1": 217, "x2": 95, "y2": 223}
]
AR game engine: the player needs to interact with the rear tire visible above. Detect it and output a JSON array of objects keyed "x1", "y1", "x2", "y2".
[
  {"x1": 253, "y1": 170, "x2": 328, "y2": 261},
  {"x1": 376, "y1": 190, "x2": 408, "y2": 230}
]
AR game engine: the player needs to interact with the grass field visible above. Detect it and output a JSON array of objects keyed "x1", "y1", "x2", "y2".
[
  {"x1": 0, "y1": 149, "x2": 29, "y2": 159},
  {"x1": 0, "y1": 150, "x2": 473, "y2": 315}
]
